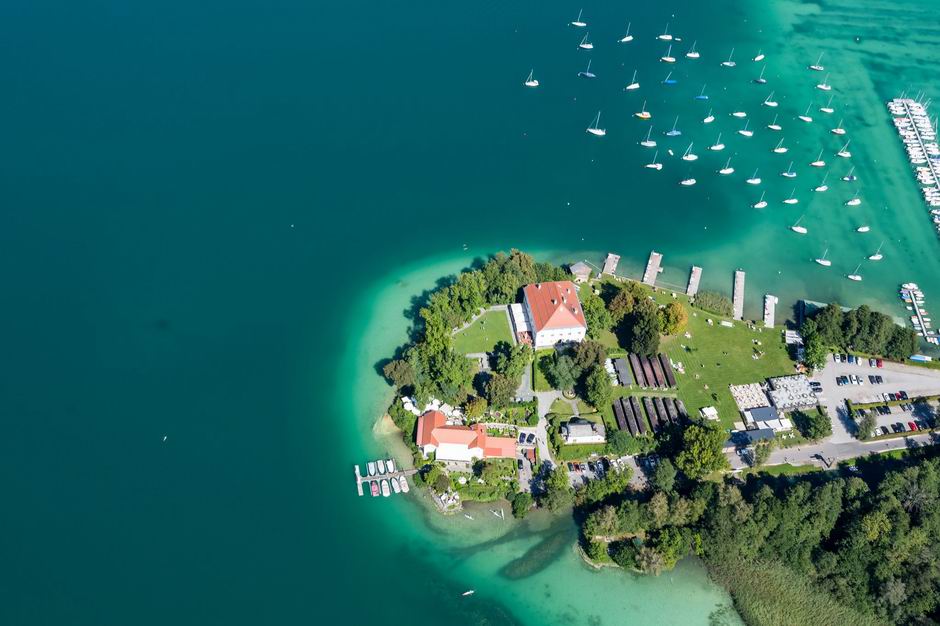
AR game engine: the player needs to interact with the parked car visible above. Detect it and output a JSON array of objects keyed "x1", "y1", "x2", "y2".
[
  {"x1": 892, "y1": 423, "x2": 903, "y2": 433},
  {"x1": 876, "y1": 375, "x2": 884, "y2": 384},
  {"x1": 881, "y1": 426, "x2": 891, "y2": 436},
  {"x1": 877, "y1": 359, "x2": 884, "y2": 368},
  {"x1": 868, "y1": 375, "x2": 876, "y2": 384},
  {"x1": 526, "y1": 433, "x2": 536, "y2": 444},
  {"x1": 834, "y1": 353, "x2": 842, "y2": 363},
  {"x1": 869, "y1": 358, "x2": 877, "y2": 367},
  {"x1": 567, "y1": 462, "x2": 575, "y2": 472},
  {"x1": 587, "y1": 461, "x2": 597, "y2": 473},
  {"x1": 916, "y1": 420, "x2": 929, "y2": 430},
  {"x1": 909, "y1": 421, "x2": 919, "y2": 431},
  {"x1": 899, "y1": 391, "x2": 909, "y2": 400},
  {"x1": 518, "y1": 433, "x2": 527, "y2": 443},
  {"x1": 517, "y1": 458, "x2": 524, "y2": 469}
]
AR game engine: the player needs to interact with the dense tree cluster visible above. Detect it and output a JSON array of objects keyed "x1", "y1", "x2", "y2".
[{"x1": 802, "y1": 303, "x2": 918, "y2": 363}]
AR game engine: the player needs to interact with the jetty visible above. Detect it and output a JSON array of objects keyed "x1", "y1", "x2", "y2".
[
  {"x1": 355, "y1": 462, "x2": 418, "y2": 497},
  {"x1": 602, "y1": 253, "x2": 621, "y2": 275},
  {"x1": 687, "y1": 266, "x2": 703, "y2": 296},
  {"x1": 732, "y1": 270, "x2": 746, "y2": 320},
  {"x1": 900, "y1": 284, "x2": 940, "y2": 345},
  {"x1": 887, "y1": 97, "x2": 940, "y2": 237},
  {"x1": 642, "y1": 251, "x2": 663, "y2": 286},
  {"x1": 764, "y1": 294, "x2": 778, "y2": 328}
]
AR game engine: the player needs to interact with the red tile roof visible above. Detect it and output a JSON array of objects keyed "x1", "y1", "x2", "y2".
[
  {"x1": 416, "y1": 411, "x2": 517, "y2": 458},
  {"x1": 523, "y1": 281, "x2": 586, "y2": 333}
]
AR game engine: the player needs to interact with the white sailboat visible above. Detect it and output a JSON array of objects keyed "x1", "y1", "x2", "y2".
[
  {"x1": 635, "y1": 99, "x2": 652, "y2": 120},
  {"x1": 790, "y1": 215, "x2": 808, "y2": 233},
  {"x1": 657, "y1": 23, "x2": 672, "y2": 41},
  {"x1": 625, "y1": 69, "x2": 639, "y2": 90},
  {"x1": 781, "y1": 161, "x2": 797, "y2": 178},
  {"x1": 763, "y1": 91, "x2": 779, "y2": 107},
  {"x1": 753, "y1": 65, "x2": 767, "y2": 84},
  {"x1": 523, "y1": 70, "x2": 539, "y2": 88},
  {"x1": 746, "y1": 168, "x2": 762, "y2": 185},
  {"x1": 810, "y1": 150, "x2": 825, "y2": 167},
  {"x1": 645, "y1": 151, "x2": 663, "y2": 170},
  {"x1": 816, "y1": 73, "x2": 832, "y2": 91},
  {"x1": 664, "y1": 115, "x2": 681, "y2": 136},
  {"x1": 784, "y1": 190, "x2": 800, "y2": 205},
  {"x1": 738, "y1": 120, "x2": 753, "y2": 137},
  {"x1": 586, "y1": 111, "x2": 606, "y2": 136},
  {"x1": 773, "y1": 138, "x2": 788, "y2": 154},
  {"x1": 703, "y1": 108, "x2": 715, "y2": 124},
  {"x1": 578, "y1": 59, "x2": 596, "y2": 79},
  {"x1": 619, "y1": 22, "x2": 633, "y2": 43},
  {"x1": 661, "y1": 44, "x2": 676, "y2": 63},
  {"x1": 845, "y1": 191, "x2": 862, "y2": 206},
  {"x1": 815, "y1": 173, "x2": 829, "y2": 192},
  {"x1": 710, "y1": 133, "x2": 725, "y2": 151},
  {"x1": 847, "y1": 263, "x2": 863, "y2": 282},
  {"x1": 686, "y1": 40, "x2": 700, "y2": 59},
  {"x1": 841, "y1": 167, "x2": 857, "y2": 182},
  {"x1": 815, "y1": 248, "x2": 832, "y2": 266},
  {"x1": 640, "y1": 126, "x2": 657, "y2": 147},
  {"x1": 732, "y1": 110, "x2": 747, "y2": 119},
  {"x1": 768, "y1": 114, "x2": 782, "y2": 131},
  {"x1": 831, "y1": 119, "x2": 846, "y2": 135},
  {"x1": 680, "y1": 177, "x2": 697, "y2": 186},
  {"x1": 820, "y1": 95, "x2": 834, "y2": 114},
  {"x1": 721, "y1": 47, "x2": 736, "y2": 67},
  {"x1": 856, "y1": 225, "x2": 870, "y2": 233},
  {"x1": 719, "y1": 156, "x2": 735, "y2": 175},
  {"x1": 837, "y1": 140, "x2": 852, "y2": 158},
  {"x1": 753, "y1": 191, "x2": 767, "y2": 208},
  {"x1": 809, "y1": 52, "x2": 825, "y2": 72},
  {"x1": 578, "y1": 33, "x2": 594, "y2": 50},
  {"x1": 868, "y1": 241, "x2": 885, "y2": 261},
  {"x1": 753, "y1": 49, "x2": 765, "y2": 62},
  {"x1": 798, "y1": 103, "x2": 814, "y2": 123},
  {"x1": 571, "y1": 8, "x2": 587, "y2": 27},
  {"x1": 681, "y1": 142, "x2": 698, "y2": 161}
]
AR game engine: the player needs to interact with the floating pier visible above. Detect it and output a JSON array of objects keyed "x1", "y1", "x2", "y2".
[
  {"x1": 763, "y1": 294, "x2": 778, "y2": 328},
  {"x1": 687, "y1": 266, "x2": 703, "y2": 296},
  {"x1": 355, "y1": 463, "x2": 418, "y2": 497},
  {"x1": 887, "y1": 98, "x2": 940, "y2": 237},
  {"x1": 900, "y1": 283, "x2": 939, "y2": 345},
  {"x1": 642, "y1": 251, "x2": 663, "y2": 286},
  {"x1": 602, "y1": 252, "x2": 621, "y2": 275},
  {"x1": 732, "y1": 270, "x2": 746, "y2": 320}
]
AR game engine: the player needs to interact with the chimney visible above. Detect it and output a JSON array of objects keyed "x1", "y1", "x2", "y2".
[
  {"x1": 536, "y1": 283, "x2": 541, "y2": 289},
  {"x1": 551, "y1": 298, "x2": 557, "y2": 305}
]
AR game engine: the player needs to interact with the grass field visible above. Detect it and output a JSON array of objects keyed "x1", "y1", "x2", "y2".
[
  {"x1": 452, "y1": 309, "x2": 513, "y2": 354},
  {"x1": 533, "y1": 349, "x2": 554, "y2": 391}
]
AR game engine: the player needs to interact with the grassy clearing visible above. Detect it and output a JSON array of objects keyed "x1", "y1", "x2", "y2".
[
  {"x1": 533, "y1": 349, "x2": 554, "y2": 392},
  {"x1": 452, "y1": 309, "x2": 512, "y2": 354}
]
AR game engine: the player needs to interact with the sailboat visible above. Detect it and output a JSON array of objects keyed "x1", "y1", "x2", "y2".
[
  {"x1": 657, "y1": 23, "x2": 672, "y2": 41},
  {"x1": 578, "y1": 33, "x2": 594, "y2": 50},
  {"x1": 784, "y1": 190, "x2": 800, "y2": 205},
  {"x1": 781, "y1": 161, "x2": 797, "y2": 178},
  {"x1": 578, "y1": 59, "x2": 596, "y2": 79},
  {"x1": 815, "y1": 173, "x2": 830, "y2": 192},
  {"x1": 662, "y1": 71, "x2": 677, "y2": 85},
  {"x1": 763, "y1": 91, "x2": 779, "y2": 107},
  {"x1": 773, "y1": 138, "x2": 788, "y2": 154},
  {"x1": 719, "y1": 156, "x2": 734, "y2": 175},
  {"x1": 586, "y1": 111, "x2": 606, "y2": 136},
  {"x1": 837, "y1": 140, "x2": 852, "y2": 158},
  {"x1": 798, "y1": 103, "x2": 814, "y2": 123},
  {"x1": 721, "y1": 48, "x2": 736, "y2": 67},
  {"x1": 856, "y1": 225, "x2": 870, "y2": 233},
  {"x1": 753, "y1": 191, "x2": 767, "y2": 208},
  {"x1": 681, "y1": 142, "x2": 698, "y2": 161},
  {"x1": 710, "y1": 133, "x2": 725, "y2": 151},
  {"x1": 868, "y1": 241, "x2": 885, "y2": 261},
  {"x1": 810, "y1": 150, "x2": 825, "y2": 167},
  {"x1": 768, "y1": 114, "x2": 782, "y2": 131},
  {"x1": 738, "y1": 120, "x2": 753, "y2": 137},
  {"x1": 571, "y1": 9, "x2": 587, "y2": 27},
  {"x1": 820, "y1": 95, "x2": 835, "y2": 114},
  {"x1": 790, "y1": 215, "x2": 808, "y2": 233},
  {"x1": 625, "y1": 69, "x2": 639, "y2": 90},
  {"x1": 645, "y1": 151, "x2": 663, "y2": 170},
  {"x1": 841, "y1": 166, "x2": 857, "y2": 182},
  {"x1": 640, "y1": 126, "x2": 656, "y2": 147},
  {"x1": 732, "y1": 110, "x2": 747, "y2": 119},
  {"x1": 523, "y1": 70, "x2": 539, "y2": 88},
  {"x1": 680, "y1": 177, "x2": 697, "y2": 186},
  {"x1": 664, "y1": 115, "x2": 681, "y2": 136},
  {"x1": 815, "y1": 248, "x2": 832, "y2": 266},
  {"x1": 809, "y1": 52, "x2": 825, "y2": 72},
  {"x1": 753, "y1": 49, "x2": 765, "y2": 62},
  {"x1": 462, "y1": 590, "x2": 476, "y2": 597},
  {"x1": 635, "y1": 100, "x2": 652, "y2": 120},
  {"x1": 847, "y1": 264, "x2": 863, "y2": 282},
  {"x1": 703, "y1": 108, "x2": 715, "y2": 124},
  {"x1": 619, "y1": 22, "x2": 633, "y2": 43},
  {"x1": 686, "y1": 41, "x2": 700, "y2": 59},
  {"x1": 695, "y1": 84, "x2": 709, "y2": 101},
  {"x1": 831, "y1": 119, "x2": 846, "y2": 135},
  {"x1": 816, "y1": 73, "x2": 832, "y2": 91},
  {"x1": 845, "y1": 191, "x2": 862, "y2": 206},
  {"x1": 661, "y1": 44, "x2": 676, "y2": 63},
  {"x1": 753, "y1": 65, "x2": 767, "y2": 84},
  {"x1": 746, "y1": 169, "x2": 762, "y2": 185}
]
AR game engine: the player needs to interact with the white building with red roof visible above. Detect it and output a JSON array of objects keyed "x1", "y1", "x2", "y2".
[
  {"x1": 521, "y1": 281, "x2": 587, "y2": 348},
  {"x1": 415, "y1": 410, "x2": 517, "y2": 464}
]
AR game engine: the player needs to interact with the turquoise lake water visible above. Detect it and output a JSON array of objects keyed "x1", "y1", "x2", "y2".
[{"x1": 2, "y1": 0, "x2": 939, "y2": 624}]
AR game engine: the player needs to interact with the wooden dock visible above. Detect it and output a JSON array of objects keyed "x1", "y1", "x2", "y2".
[
  {"x1": 763, "y1": 294, "x2": 778, "y2": 328},
  {"x1": 602, "y1": 253, "x2": 620, "y2": 275},
  {"x1": 732, "y1": 270, "x2": 746, "y2": 320},
  {"x1": 642, "y1": 251, "x2": 663, "y2": 286},
  {"x1": 687, "y1": 266, "x2": 702, "y2": 296},
  {"x1": 355, "y1": 463, "x2": 418, "y2": 496}
]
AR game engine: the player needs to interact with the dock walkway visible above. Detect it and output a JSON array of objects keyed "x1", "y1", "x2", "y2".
[
  {"x1": 355, "y1": 464, "x2": 419, "y2": 496},
  {"x1": 733, "y1": 270, "x2": 746, "y2": 320},
  {"x1": 687, "y1": 266, "x2": 702, "y2": 296},
  {"x1": 764, "y1": 294, "x2": 778, "y2": 328},
  {"x1": 602, "y1": 253, "x2": 620, "y2": 275},
  {"x1": 642, "y1": 251, "x2": 663, "y2": 286}
]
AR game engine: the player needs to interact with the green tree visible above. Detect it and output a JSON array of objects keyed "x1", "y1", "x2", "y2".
[
  {"x1": 583, "y1": 364, "x2": 613, "y2": 409},
  {"x1": 628, "y1": 299, "x2": 661, "y2": 356},
  {"x1": 484, "y1": 372, "x2": 516, "y2": 408},
  {"x1": 860, "y1": 510, "x2": 891, "y2": 542},
  {"x1": 793, "y1": 408, "x2": 832, "y2": 440},
  {"x1": 584, "y1": 504, "x2": 620, "y2": 538},
  {"x1": 659, "y1": 301, "x2": 688, "y2": 335},
  {"x1": 608, "y1": 288, "x2": 636, "y2": 324},
  {"x1": 607, "y1": 429, "x2": 654, "y2": 456},
  {"x1": 573, "y1": 339, "x2": 607, "y2": 371},
  {"x1": 753, "y1": 440, "x2": 772, "y2": 467},
  {"x1": 635, "y1": 546, "x2": 667, "y2": 576},
  {"x1": 382, "y1": 358, "x2": 415, "y2": 389},
  {"x1": 493, "y1": 341, "x2": 532, "y2": 381},
  {"x1": 651, "y1": 458, "x2": 677, "y2": 493},
  {"x1": 647, "y1": 491, "x2": 670, "y2": 528},
  {"x1": 542, "y1": 466, "x2": 574, "y2": 512},
  {"x1": 857, "y1": 411, "x2": 877, "y2": 440},
  {"x1": 511, "y1": 492, "x2": 534, "y2": 519},
  {"x1": 802, "y1": 332, "x2": 829, "y2": 370},
  {"x1": 545, "y1": 353, "x2": 581, "y2": 392},
  {"x1": 581, "y1": 288, "x2": 613, "y2": 339},
  {"x1": 675, "y1": 422, "x2": 729, "y2": 479},
  {"x1": 813, "y1": 302, "x2": 845, "y2": 346}
]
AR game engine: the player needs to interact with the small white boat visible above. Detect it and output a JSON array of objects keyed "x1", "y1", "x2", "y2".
[
  {"x1": 868, "y1": 241, "x2": 885, "y2": 261},
  {"x1": 845, "y1": 192, "x2": 862, "y2": 206},
  {"x1": 391, "y1": 477, "x2": 402, "y2": 494},
  {"x1": 703, "y1": 108, "x2": 715, "y2": 124},
  {"x1": 816, "y1": 73, "x2": 832, "y2": 91},
  {"x1": 732, "y1": 110, "x2": 747, "y2": 118},
  {"x1": 586, "y1": 111, "x2": 606, "y2": 136},
  {"x1": 815, "y1": 247, "x2": 832, "y2": 266},
  {"x1": 738, "y1": 120, "x2": 753, "y2": 137},
  {"x1": 763, "y1": 91, "x2": 778, "y2": 107},
  {"x1": 625, "y1": 69, "x2": 639, "y2": 90},
  {"x1": 368, "y1": 461, "x2": 376, "y2": 476},
  {"x1": 681, "y1": 142, "x2": 698, "y2": 161},
  {"x1": 578, "y1": 59, "x2": 596, "y2": 78},
  {"x1": 377, "y1": 459, "x2": 387, "y2": 474},
  {"x1": 790, "y1": 215, "x2": 807, "y2": 233},
  {"x1": 645, "y1": 151, "x2": 663, "y2": 170},
  {"x1": 570, "y1": 8, "x2": 587, "y2": 27},
  {"x1": 810, "y1": 150, "x2": 825, "y2": 167},
  {"x1": 664, "y1": 115, "x2": 680, "y2": 135},
  {"x1": 399, "y1": 476, "x2": 410, "y2": 493},
  {"x1": 767, "y1": 114, "x2": 782, "y2": 131},
  {"x1": 798, "y1": 103, "x2": 813, "y2": 123},
  {"x1": 635, "y1": 100, "x2": 652, "y2": 120},
  {"x1": 772, "y1": 138, "x2": 788, "y2": 154},
  {"x1": 753, "y1": 50, "x2": 765, "y2": 62},
  {"x1": 753, "y1": 65, "x2": 767, "y2": 84},
  {"x1": 809, "y1": 52, "x2": 825, "y2": 72},
  {"x1": 719, "y1": 156, "x2": 734, "y2": 175},
  {"x1": 640, "y1": 126, "x2": 656, "y2": 147},
  {"x1": 619, "y1": 22, "x2": 633, "y2": 43},
  {"x1": 721, "y1": 48, "x2": 736, "y2": 67},
  {"x1": 381, "y1": 479, "x2": 391, "y2": 497},
  {"x1": 781, "y1": 162, "x2": 797, "y2": 178},
  {"x1": 831, "y1": 119, "x2": 846, "y2": 135},
  {"x1": 464, "y1": 513, "x2": 473, "y2": 520},
  {"x1": 820, "y1": 95, "x2": 835, "y2": 113},
  {"x1": 578, "y1": 33, "x2": 594, "y2": 50},
  {"x1": 837, "y1": 140, "x2": 852, "y2": 158},
  {"x1": 856, "y1": 225, "x2": 870, "y2": 233},
  {"x1": 752, "y1": 191, "x2": 767, "y2": 208},
  {"x1": 686, "y1": 41, "x2": 700, "y2": 59},
  {"x1": 709, "y1": 133, "x2": 725, "y2": 151},
  {"x1": 524, "y1": 70, "x2": 539, "y2": 88},
  {"x1": 680, "y1": 177, "x2": 697, "y2": 186},
  {"x1": 387, "y1": 458, "x2": 396, "y2": 473},
  {"x1": 657, "y1": 23, "x2": 672, "y2": 41},
  {"x1": 462, "y1": 590, "x2": 476, "y2": 597},
  {"x1": 746, "y1": 168, "x2": 761, "y2": 185},
  {"x1": 847, "y1": 267, "x2": 862, "y2": 282},
  {"x1": 814, "y1": 174, "x2": 829, "y2": 192},
  {"x1": 784, "y1": 190, "x2": 800, "y2": 205},
  {"x1": 661, "y1": 44, "x2": 676, "y2": 63}
]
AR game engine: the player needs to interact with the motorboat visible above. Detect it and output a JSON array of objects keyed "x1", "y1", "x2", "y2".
[
  {"x1": 752, "y1": 191, "x2": 767, "y2": 208},
  {"x1": 810, "y1": 150, "x2": 825, "y2": 167},
  {"x1": 721, "y1": 48, "x2": 736, "y2": 67},
  {"x1": 377, "y1": 459, "x2": 387, "y2": 474},
  {"x1": 571, "y1": 9, "x2": 587, "y2": 27},
  {"x1": 856, "y1": 225, "x2": 870, "y2": 233},
  {"x1": 578, "y1": 33, "x2": 594, "y2": 50},
  {"x1": 768, "y1": 114, "x2": 782, "y2": 131},
  {"x1": 399, "y1": 476, "x2": 410, "y2": 493},
  {"x1": 640, "y1": 126, "x2": 656, "y2": 147},
  {"x1": 809, "y1": 52, "x2": 825, "y2": 72},
  {"x1": 763, "y1": 91, "x2": 779, "y2": 107},
  {"x1": 661, "y1": 44, "x2": 676, "y2": 63},
  {"x1": 719, "y1": 157, "x2": 734, "y2": 174},
  {"x1": 619, "y1": 22, "x2": 633, "y2": 43},
  {"x1": 753, "y1": 49, "x2": 765, "y2": 62},
  {"x1": 709, "y1": 133, "x2": 725, "y2": 151},
  {"x1": 773, "y1": 138, "x2": 788, "y2": 154},
  {"x1": 524, "y1": 70, "x2": 539, "y2": 88},
  {"x1": 686, "y1": 41, "x2": 700, "y2": 59},
  {"x1": 586, "y1": 111, "x2": 606, "y2": 136},
  {"x1": 625, "y1": 69, "x2": 639, "y2": 90},
  {"x1": 370, "y1": 481, "x2": 379, "y2": 496},
  {"x1": 578, "y1": 59, "x2": 596, "y2": 78},
  {"x1": 387, "y1": 458, "x2": 396, "y2": 473},
  {"x1": 381, "y1": 479, "x2": 391, "y2": 497},
  {"x1": 645, "y1": 151, "x2": 662, "y2": 170},
  {"x1": 746, "y1": 168, "x2": 761, "y2": 185},
  {"x1": 681, "y1": 142, "x2": 698, "y2": 161},
  {"x1": 463, "y1": 590, "x2": 476, "y2": 597},
  {"x1": 391, "y1": 477, "x2": 402, "y2": 494},
  {"x1": 368, "y1": 461, "x2": 376, "y2": 476}
]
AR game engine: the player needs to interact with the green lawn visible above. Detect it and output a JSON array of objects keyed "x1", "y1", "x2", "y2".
[
  {"x1": 533, "y1": 349, "x2": 554, "y2": 391},
  {"x1": 452, "y1": 309, "x2": 513, "y2": 354}
]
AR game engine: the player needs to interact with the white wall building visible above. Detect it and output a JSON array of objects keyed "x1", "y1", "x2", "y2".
[{"x1": 522, "y1": 281, "x2": 588, "y2": 348}]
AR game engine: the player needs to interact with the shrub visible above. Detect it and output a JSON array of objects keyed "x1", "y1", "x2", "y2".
[{"x1": 693, "y1": 291, "x2": 733, "y2": 317}]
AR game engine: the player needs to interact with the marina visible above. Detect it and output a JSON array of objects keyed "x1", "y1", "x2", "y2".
[
  {"x1": 354, "y1": 461, "x2": 417, "y2": 497},
  {"x1": 887, "y1": 97, "x2": 940, "y2": 236},
  {"x1": 687, "y1": 265, "x2": 703, "y2": 296},
  {"x1": 642, "y1": 251, "x2": 663, "y2": 286},
  {"x1": 733, "y1": 270, "x2": 746, "y2": 321},
  {"x1": 900, "y1": 283, "x2": 939, "y2": 346}
]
